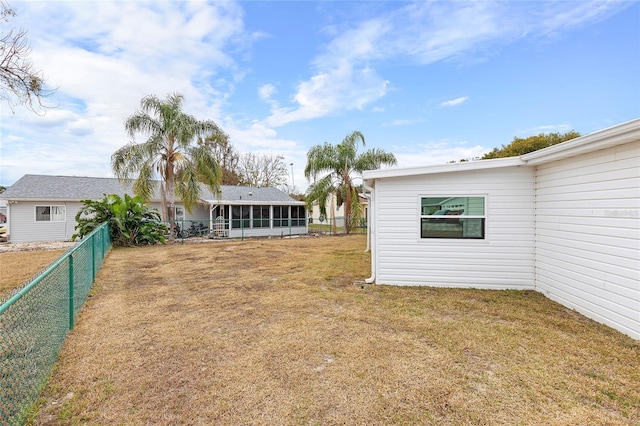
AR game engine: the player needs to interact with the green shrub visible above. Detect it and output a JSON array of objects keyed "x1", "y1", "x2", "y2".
[{"x1": 73, "y1": 194, "x2": 168, "y2": 246}]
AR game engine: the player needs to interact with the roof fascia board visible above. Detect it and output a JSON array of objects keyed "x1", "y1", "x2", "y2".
[
  {"x1": 362, "y1": 157, "x2": 525, "y2": 179},
  {"x1": 205, "y1": 200, "x2": 305, "y2": 205},
  {"x1": 521, "y1": 118, "x2": 640, "y2": 165},
  {"x1": 0, "y1": 198, "x2": 82, "y2": 202}
]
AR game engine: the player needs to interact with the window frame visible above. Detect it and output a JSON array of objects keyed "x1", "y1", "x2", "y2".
[
  {"x1": 231, "y1": 205, "x2": 250, "y2": 229},
  {"x1": 419, "y1": 195, "x2": 486, "y2": 240},
  {"x1": 290, "y1": 205, "x2": 306, "y2": 227},
  {"x1": 273, "y1": 205, "x2": 289, "y2": 228},
  {"x1": 252, "y1": 205, "x2": 271, "y2": 228},
  {"x1": 35, "y1": 205, "x2": 66, "y2": 222}
]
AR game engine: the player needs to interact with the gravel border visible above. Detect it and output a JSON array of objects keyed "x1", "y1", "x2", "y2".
[{"x1": 0, "y1": 241, "x2": 77, "y2": 253}]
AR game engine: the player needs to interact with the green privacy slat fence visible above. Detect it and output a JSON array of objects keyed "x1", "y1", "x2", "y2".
[{"x1": 0, "y1": 222, "x2": 111, "y2": 425}]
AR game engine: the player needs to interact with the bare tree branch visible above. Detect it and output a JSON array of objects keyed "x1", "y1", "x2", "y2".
[
  {"x1": 0, "y1": 1, "x2": 55, "y2": 113},
  {"x1": 237, "y1": 153, "x2": 288, "y2": 188}
]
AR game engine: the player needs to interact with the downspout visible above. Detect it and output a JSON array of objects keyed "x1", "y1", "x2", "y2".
[
  {"x1": 5, "y1": 201, "x2": 11, "y2": 242},
  {"x1": 362, "y1": 181, "x2": 375, "y2": 284},
  {"x1": 362, "y1": 191, "x2": 371, "y2": 253}
]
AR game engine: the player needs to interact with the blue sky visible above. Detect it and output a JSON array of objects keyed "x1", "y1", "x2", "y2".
[{"x1": 1, "y1": 0, "x2": 639, "y2": 191}]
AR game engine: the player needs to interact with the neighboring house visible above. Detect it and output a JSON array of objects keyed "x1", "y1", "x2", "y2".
[
  {"x1": 309, "y1": 193, "x2": 368, "y2": 228},
  {"x1": 0, "y1": 199, "x2": 7, "y2": 223},
  {"x1": 363, "y1": 119, "x2": 640, "y2": 340},
  {"x1": 0, "y1": 175, "x2": 307, "y2": 242}
]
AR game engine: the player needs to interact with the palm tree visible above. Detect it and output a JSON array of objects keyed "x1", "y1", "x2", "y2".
[
  {"x1": 304, "y1": 131, "x2": 397, "y2": 234},
  {"x1": 112, "y1": 93, "x2": 224, "y2": 240}
]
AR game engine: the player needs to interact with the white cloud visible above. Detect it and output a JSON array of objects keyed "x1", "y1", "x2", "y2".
[
  {"x1": 0, "y1": 0, "x2": 631, "y2": 187},
  {"x1": 383, "y1": 119, "x2": 413, "y2": 127},
  {"x1": 258, "y1": 84, "x2": 279, "y2": 109},
  {"x1": 265, "y1": 65, "x2": 389, "y2": 127},
  {"x1": 260, "y1": 1, "x2": 627, "y2": 127},
  {"x1": 393, "y1": 140, "x2": 489, "y2": 169},
  {"x1": 258, "y1": 84, "x2": 277, "y2": 101},
  {"x1": 440, "y1": 96, "x2": 469, "y2": 107},
  {"x1": 1, "y1": 1, "x2": 250, "y2": 185},
  {"x1": 533, "y1": 1, "x2": 623, "y2": 37},
  {"x1": 517, "y1": 123, "x2": 573, "y2": 135}
]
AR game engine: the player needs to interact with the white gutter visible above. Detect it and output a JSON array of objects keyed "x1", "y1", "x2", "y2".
[
  {"x1": 204, "y1": 199, "x2": 305, "y2": 206},
  {"x1": 362, "y1": 180, "x2": 376, "y2": 284},
  {"x1": 362, "y1": 156, "x2": 525, "y2": 180}
]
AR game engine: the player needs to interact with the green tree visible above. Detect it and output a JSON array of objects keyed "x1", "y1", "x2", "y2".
[
  {"x1": 197, "y1": 131, "x2": 241, "y2": 185},
  {"x1": 112, "y1": 93, "x2": 224, "y2": 240},
  {"x1": 73, "y1": 194, "x2": 168, "y2": 246},
  {"x1": 305, "y1": 131, "x2": 397, "y2": 234},
  {"x1": 482, "y1": 130, "x2": 581, "y2": 159}
]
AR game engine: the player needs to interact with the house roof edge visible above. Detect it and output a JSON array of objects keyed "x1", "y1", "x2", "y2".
[
  {"x1": 521, "y1": 118, "x2": 640, "y2": 165},
  {"x1": 362, "y1": 157, "x2": 525, "y2": 180}
]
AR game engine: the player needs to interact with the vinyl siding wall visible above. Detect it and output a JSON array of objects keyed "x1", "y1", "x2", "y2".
[
  {"x1": 534, "y1": 141, "x2": 640, "y2": 340},
  {"x1": 373, "y1": 166, "x2": 535, "y2": 289},
  {"x1": 7, "y1": 201, "x2": 306, "y2": 242},
  {"x1": 7, "y1": 201, "x2": 84, "y2": 242}
]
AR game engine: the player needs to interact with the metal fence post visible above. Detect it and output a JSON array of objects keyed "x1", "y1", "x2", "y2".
[
  {"x1": 91, "y1": 233, "x2": 96, "y2": 281},
  {"x1": 102, "y1": 224, "x2": 107, "y2": 255},
  {"x1": 68, "y1": 254, "x2": 74, "y2": 330}
]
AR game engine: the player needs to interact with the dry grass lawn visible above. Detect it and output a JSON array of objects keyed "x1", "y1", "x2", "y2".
[
  {"x1": 0, "y1": 250, "x2": 66, "y2": 299},
  {"x1": 34, "y1": 235, "x2": 639, "y2": 425}
]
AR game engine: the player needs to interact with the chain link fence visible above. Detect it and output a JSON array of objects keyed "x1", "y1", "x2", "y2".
[
  {"x1": 308, "y1": 216, "x2": 367, "y2": 235},
  {"x1": 0, "y1": 222, "x2": 111, "y2": 425}
]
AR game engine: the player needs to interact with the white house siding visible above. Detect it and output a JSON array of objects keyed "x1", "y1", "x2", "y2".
[
  {"x1": 373, "y1": 166, "x2": 535, "y2": 289},
  {"x1": 7, "y1": 201, "x2": 84, "y2": 242},
  {"x1": 534, "y1": 140, "x2": 640, "y2": 339}
]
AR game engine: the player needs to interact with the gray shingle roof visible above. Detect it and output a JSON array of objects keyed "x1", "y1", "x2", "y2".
[{"x1": 0, "y1": 174, "x2": 302, "y2": 204}]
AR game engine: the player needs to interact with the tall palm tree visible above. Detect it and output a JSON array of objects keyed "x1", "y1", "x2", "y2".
[
  {"x1": 304, "y1": 131, "x2": 397, "y2": 234},
  {"x1": 112, "y1": 93, "x2": 224, "y2": 240}
]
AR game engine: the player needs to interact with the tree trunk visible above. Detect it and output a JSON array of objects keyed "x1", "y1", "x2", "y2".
[
  {"x1": 344, "y1": 178, "x2": 351, "y2": 234},
  {"x1": 330, "y1": 194, "x2": 337, "y2": 236},
  {"x1": 166, "y1": 167, "x2": 176, "y2": 242}
]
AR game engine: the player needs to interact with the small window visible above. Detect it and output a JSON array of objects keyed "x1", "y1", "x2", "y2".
[
  {"x1": 420, "y1": 197, "x2": 484, "y2": 239},
  {"x1": 36, "y1": 205, "x2": 66, "y2": 222}
]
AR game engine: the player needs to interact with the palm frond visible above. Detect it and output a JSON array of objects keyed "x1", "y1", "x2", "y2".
[
  {"x1": 175, "y1": 167, "x2": 201, "y2": 213},
  {"x1": 304, "y1": 142, "x2": 340, "y2": 180},
  {"x1": 111, "y1": 142, "x2": 149, "y2": 180},
  {"x1": 354, "y1": 148, "x2": 398, "y2": 172},
  {"x1": 114, "y1": 92, "x2": 226, "y2": 221},
  {"x1": 190, "y1": 145, "x2": 222, "y2": 192},
  {"x1": 304, "y1": 130, "x2": 392, "y2": 233},
  {"x1": 132, "y1": 163, "x2": 156, "y2": 203},
  {"x1": 305, "y1": 174, "x2": 336, "y2": 217}
]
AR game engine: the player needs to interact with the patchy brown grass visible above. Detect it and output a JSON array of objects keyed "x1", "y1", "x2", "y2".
[
  {"x1": 0, "y1": 250, "x2": 66, "y2": 299},
  {"x1": 34, "y1": 235, "x2": 639, "y2": 425}
]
